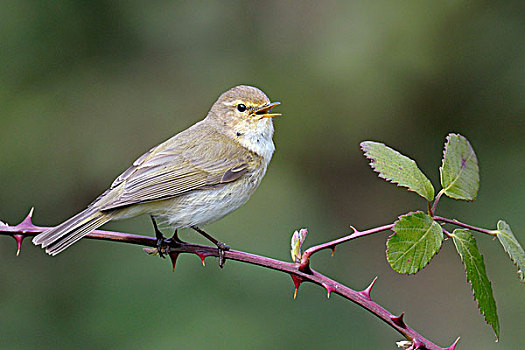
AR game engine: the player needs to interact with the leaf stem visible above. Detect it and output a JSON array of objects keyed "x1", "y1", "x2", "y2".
[
  {"x1": 433, "y1": 216, "x2": 493, "y2": 236},
  {"x1": 431, "y1": 189, "x2": 445, "y2": 215},
  {"x1": 441, "y1": 227, "x2": 453, "y2": 239}
]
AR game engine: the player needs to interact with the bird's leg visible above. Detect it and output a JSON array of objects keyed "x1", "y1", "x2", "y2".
[
  {"x1": 190, "y1": 226, "x2": 230, "y2": 268},
  {"x1": 151, "y1": 216, "x2": 168, "y2": 258}
]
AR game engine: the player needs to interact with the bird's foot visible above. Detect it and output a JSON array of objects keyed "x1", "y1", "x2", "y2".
[
  {"x1": 216, "y1": 241, "x2": 230, "y2": 268},
  {"x1": 155, "y1": 236, "x2": 169, "y2": 258},
  {"x1": 151, "y1": 216, "x2": 172, "y2": 258},
  {"x1": 190, "y1": 226, "x2": 230, "y2": 268}
]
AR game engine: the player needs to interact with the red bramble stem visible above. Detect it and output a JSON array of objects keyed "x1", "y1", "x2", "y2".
[
  {"x1": 0, "y1": 210, "x2": 456, "y2": 350},
  {"x1": 299, "y1": 223, "x2": 394, "y2": 272}
]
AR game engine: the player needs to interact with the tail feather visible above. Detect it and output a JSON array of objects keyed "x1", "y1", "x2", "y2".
[{"x1": 33, "y1": 208, "x2": 113, "y2": 255}]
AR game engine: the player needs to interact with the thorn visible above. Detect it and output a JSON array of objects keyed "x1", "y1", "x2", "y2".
[
  {"x1": 390, "y1": 312, "x2": 406, "y2": 328},
  {"x1": 290, "y1": 275, "x2": 303, "y2": 299},
  {"x1": 444, "y1": 337, "x2": 460, "y2": 350},
  {"x1": 171, "y1": 229, "x2": 180, "y2": 241},
  {"x1": 322, "y1": 283, "x2": 335, "y2": 299},
  {"x1": 169, "y1": 252, "x2": 180, "y2": 271},
  {"x1": 359, "y1": 276, "x2": 378, "y2": 300},
  {"x1": 330, "y1": 246, "x2": 335, "y2": 256},
  {"x1": 195, "y1": 251, "x2": 212, "y2": 267},
  {"x1": 349, "y1": 225, "x2": 358, "y2": 233},
  {"x1": 20, "y1": 207, "x2": 35, "y2": 227},
  {"x1": 412, "y1": 339, "x2": 424, "y2": 349},
  {"x1": 13, "y1": 235, "x2": 24, "y2": 256}
]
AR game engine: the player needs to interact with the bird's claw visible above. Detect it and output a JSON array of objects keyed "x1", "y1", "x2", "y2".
[
  {"x1": 216, "y1": 241, "x2": 230, "y2": 268},
  {"x1": 156, "y1": 237, "x2": 168, "y2": 258}
]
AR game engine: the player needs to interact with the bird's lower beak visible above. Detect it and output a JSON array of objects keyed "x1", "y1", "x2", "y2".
[{"x1": 255, "y1": 102, "x2": 281, "y2": 119}]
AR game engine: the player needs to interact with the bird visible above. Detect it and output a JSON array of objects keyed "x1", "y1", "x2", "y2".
[{"x1": 33, "y1": 85, "x2": 280, "y2": 264}]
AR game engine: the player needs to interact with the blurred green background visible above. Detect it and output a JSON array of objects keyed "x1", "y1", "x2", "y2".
[{"x1": 1, "y1": 1, "x2": 524, "y2": 349}]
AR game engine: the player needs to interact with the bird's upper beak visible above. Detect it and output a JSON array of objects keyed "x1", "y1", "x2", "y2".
[{"x1": 255, "y1": 102, "x2": 281, "y2": 119}]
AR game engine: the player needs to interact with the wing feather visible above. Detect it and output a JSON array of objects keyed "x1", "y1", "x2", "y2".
[{"x1": 96, "y1": 124, "x2": 254, "y2": 211}]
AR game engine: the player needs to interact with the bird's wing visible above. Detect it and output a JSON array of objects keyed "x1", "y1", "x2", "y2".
[{"x1": 94, "y1": 126, "x2": 253, "y2": 211}]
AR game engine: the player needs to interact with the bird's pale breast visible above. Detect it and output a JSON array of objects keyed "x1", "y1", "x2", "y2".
[
  {"x1": 158, "y1": 163, "x2": 267, "y2": 228},
  {"x1": 114, "y1": 159, "x2": 268, "y2": 229}
]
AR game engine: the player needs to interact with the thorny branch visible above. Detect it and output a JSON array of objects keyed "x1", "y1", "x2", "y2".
[
  {"x1": 299, "y1": 223, "x2": 395, "y2": 272},
  {"x1": 1, "y1": 209, "x2": 460, "y2": 350}
]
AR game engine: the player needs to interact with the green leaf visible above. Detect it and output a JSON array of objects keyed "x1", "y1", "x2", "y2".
[
  {"x1": 493, "y1": 220, "x2": 525, "y2": 282},
  {"x1": 440, "y1": 134, "x2": 479, "y2": 201},
  {"x1": 387, "y1": 212, "x2": 443, "y2": 274},
  {"x1": 361, "y1": 141, "x2": 435, "y2": 201},
  {"x1": 452, "y1": 229, "x2": 499, "y2": 339}
]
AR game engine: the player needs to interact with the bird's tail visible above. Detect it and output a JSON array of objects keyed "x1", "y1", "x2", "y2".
[{"x1": 33, "y1": 208, "x2": 114, "y2": 256}]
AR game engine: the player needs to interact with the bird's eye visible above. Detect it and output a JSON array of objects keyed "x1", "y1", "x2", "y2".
[{"x1": 237, "y1": 104, "x2": 247, "y2": 112}]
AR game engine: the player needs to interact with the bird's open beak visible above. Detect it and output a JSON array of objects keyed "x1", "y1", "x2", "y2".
[{"x1": 255, "y1": 102, "x2": 281, "y2": 119}]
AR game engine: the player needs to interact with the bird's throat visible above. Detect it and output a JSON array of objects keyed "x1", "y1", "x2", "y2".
[{"x1": 235, "y1": 121, "x2": 275, "y2": 162}]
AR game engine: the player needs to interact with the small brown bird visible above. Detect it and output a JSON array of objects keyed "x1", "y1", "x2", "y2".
[{"x1": 33, "y1": 85, "x2": 280, "y2": 261}]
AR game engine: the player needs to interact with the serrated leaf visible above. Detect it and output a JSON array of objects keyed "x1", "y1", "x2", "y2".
[
  {"x1": 493, "y1": 220, "x2": 525, "y2": 282},
  {"x1": 387, "y1": 212, "x2": 443, "y2": 274},
  {"x1": 290, "y1": 228, "x2": 308, "y2": 263},
  {"x1": 440, "y1": 134, "x2": 479, "y2": 201},
  {"x1": 452, "y1": 229, "x2": 499, "y2": 339},
  {"x1": 361, "y1": 141, "x2": 434, "y2": 201}
]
